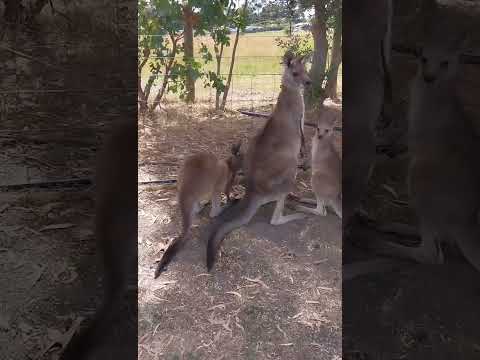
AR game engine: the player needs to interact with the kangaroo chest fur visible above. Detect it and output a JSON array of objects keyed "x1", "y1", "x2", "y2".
[
  {"x1": 312, "y1": 139, "x2": 341, "y2": 178},
  {"x1": 407, "y1": 73, "x2": 480, "y2": 225},
  {"x1": 267, "y1": 86, "x2": 304, "y2": 150}
]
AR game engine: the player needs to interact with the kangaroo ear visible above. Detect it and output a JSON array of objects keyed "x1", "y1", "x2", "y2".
[
  {"x1": 298, "y1": 52, "x2": 311, "y2": 64},
  {"x1": 283, "y1": 50, "x2": 295, "y2": 67}
]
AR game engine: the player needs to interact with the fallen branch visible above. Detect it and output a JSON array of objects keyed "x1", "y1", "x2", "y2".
[
  {"x1": 0, "y1": 44, "x2": 64, "y2": 71},
  {"x1": 239, "y1": 110, "x2": 342, "y2": 131},
  {"x1": 138, "y1": 179, "x2": 177, "y2": 186},
  {"x1": 392, "y1": 43, "x2": 480, "y2": 64},
  {"x1": 0, "y1": 178, "x2": 92, "y2": 192}
]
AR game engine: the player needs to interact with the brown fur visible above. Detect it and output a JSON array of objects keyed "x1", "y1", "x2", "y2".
[
  {"x1": 294, "y1": 115, "x2": 342, "y2": 218},
  {"x1": 154, "y1": 143, "x2": 242, "y2": 277},
  {"x1": 364, "y1": 0, "x2": 480, "y2": 273}
]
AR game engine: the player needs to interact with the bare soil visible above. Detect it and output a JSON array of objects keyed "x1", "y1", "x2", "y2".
[
  {"x1": 344, "y1": 153, "x2": 480, "y2": 360},
  {"x1": 137, "y1": 104, "x2": 342, "y2": 359}
]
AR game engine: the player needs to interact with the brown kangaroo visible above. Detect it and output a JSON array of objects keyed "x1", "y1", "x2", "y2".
[
  {"x1": 59, "y1": 118, "x2": 137, "y2": 359},
  {"x1": 294, "y1": 116, "x2": 342, "y2": 219},
  {"x1": 206, "y1": 51, "x2": 311, "y2": 271},
  {"x1": 364, "y1": 0, "x2": 480, "y2": 273},
  {"x1": 154, "y1": 143, "x2": 243, "y2": 277}
]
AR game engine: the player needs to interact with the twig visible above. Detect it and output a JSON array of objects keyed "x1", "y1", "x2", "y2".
[
  {"x1": 0, "y1": 178, "x2": 92, "y2": 192},
  {"x1": 243, "y1": 276, "x2": 269, "y2": 289},
  {"x1": 239, "y1": 111, "x2": 342, "y2": 131},
  {"x1": 0, "y1": 44, "x2": 64, "y2": 71},
  {"x1": 139, "y1": 179, "x2": 177, "y2": 186}
]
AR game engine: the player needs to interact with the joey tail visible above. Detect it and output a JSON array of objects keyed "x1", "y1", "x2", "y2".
[
  {"x1": 206, "y1": 195, "x2": 258, "y2": 271},
  {"x1": 154, "y1": 233, "x2": 188, "y2": 278},
  {"x1": 154, "y1": 197, "x2": 193, "y2": 278}
]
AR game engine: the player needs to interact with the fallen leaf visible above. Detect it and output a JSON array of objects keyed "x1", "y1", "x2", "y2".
[{"x1": 39, "y1": 223, "x2": 75, "y2": 231}]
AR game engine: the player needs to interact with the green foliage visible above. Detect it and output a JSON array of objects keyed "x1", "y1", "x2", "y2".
[
  {"x1": 200, "y1": 0, "x2": 249, "y2": 108},
  {"x1": 275, "y1": 33, "x2": 313, "y2": 58},
  {"x1": 138, "y1": 0, "x2": 251, "y2": 110},
  {"x1": 138, "y1": 0, "x2": 188, "y2": 109}
]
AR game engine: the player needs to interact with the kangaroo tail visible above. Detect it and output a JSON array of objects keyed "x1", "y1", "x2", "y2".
[
  {"x1": 206, "y1": 194, "x2": 260, "y2": 271},
  {"x1": 155, "y1": 197, "x2": 193, "y2": 278},
  {"x1": 154, "y1": 233, "x2": 188, "y2": 278}
]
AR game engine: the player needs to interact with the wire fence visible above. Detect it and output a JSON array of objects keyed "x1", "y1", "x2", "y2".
[
  {"x1": 0, "y1": 1, "x2": 136, "y2": 187},
  {"x1": 139, "y1": 32, "x2": 340, "y2": 111}
]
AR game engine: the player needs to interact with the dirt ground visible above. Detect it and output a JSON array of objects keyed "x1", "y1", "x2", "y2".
[
  {"x1": 0, "y1": 6, "x2": 137, "y2": 359},
  {"x1": 343, "y1": 153, "x2": 480, "y2": 360},
  {"x1": 137, "y1": 104, "x2": 343, "y2": 360}
]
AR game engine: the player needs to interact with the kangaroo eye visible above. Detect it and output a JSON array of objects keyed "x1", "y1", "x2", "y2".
[
  {"x1": 421, "y1": 56, "x2": 427, "y2": 64},
  {"x1": 292, "y1": 72, "x2": 299, "y2": 77},
  {"x1": 440, "y1": 60, "x2": 449, "y2": 68}
]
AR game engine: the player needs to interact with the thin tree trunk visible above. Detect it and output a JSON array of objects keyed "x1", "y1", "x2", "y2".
[
  {"x1": 183, "y1": 5, "x2": 195, "y2": 104},
  {"x1": 150, "y1": 34, "x2": 179, "y2": 112},
  {"x1": 4, "y1": 0, "x2": 22, "y2": 22},
  {"x1": 215, "y1": 49, "x2": 223, "y2": 109},
  {"x1": 220, "y1": 0, "x2": 248, "y2": 111},
  {"x1": 215, "y1": 1, "x2": 235, "y2": 110},
  {"x1": 307, "y1": 3, "x2": 328, "y2": 106},
  {"x1": 325, "y1": 15, "x2": 342, "y2": 100},
  {"x1": 138, "y1": 49, "x2": 150, "y2": 114},
  {"x1": 29, "y1": 0, "x2": 50, "y2": 19}
]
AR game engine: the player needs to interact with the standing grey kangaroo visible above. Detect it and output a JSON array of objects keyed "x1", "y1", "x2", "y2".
[
  {"x1": 343, "y1": 0, "x2": 393, "y2": 231},
  {"x1": 206, "y1": 51, "x2": 311, "y2": 271},
  {"x1": 59, "y1": 119, "x2": 137, "y2": 360},
  {"x1": 365, "y1": 0, "x2": 480, "y2": 273},
  {"x1": 154, "y1": 143, "x2": 243, "y2": 277},
  {"x1": 293, "y1": 116, "x2": 341, "y2": 219}
]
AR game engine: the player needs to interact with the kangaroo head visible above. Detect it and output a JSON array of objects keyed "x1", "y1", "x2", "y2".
[
  {"x1": 417, "y1": 0, "x2": 469, "y2": 84},
  {"x1": 315, "y1": 122, "x2": 334, "y2": 141},
  {"x1": 282, "y1": 50, "x2": 312, "y2": 89},
  {"x1": 314, "y1": 106, "x2": 337, "y2": 141}
]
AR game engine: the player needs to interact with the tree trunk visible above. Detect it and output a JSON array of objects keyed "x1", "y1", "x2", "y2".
[
  {"x1": 220, "y1": 0, "x2": 248, "y2": 111},
  {"x1": 215, "y1": 51, "x2": 223, "y2": 110},
  {"x1": 4, "y1": 0, "x2": 22, "y2": 22},
  {"x1": 183, "y1": 6, "x2": 196, "y2": 104},
  {"x1": 138, "y1": 49, "x2": 150, "y2": 114},
  {"x1": 150, "y1": 34, "x2": 179, "y2": 112},
  {"x1": 307, "y1": 4, "x2": 329, "y2": 106},
  {"x1": 29, "y1": 0, "x2": 50, "y2": 19},
  {"x1": 325, "y1": 15, "x2": 342, "y2": 100}
]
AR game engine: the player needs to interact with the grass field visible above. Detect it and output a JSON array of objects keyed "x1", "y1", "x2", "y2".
[{"x1": 140, "y1": 31, "x2": 342, "y2": 108}]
